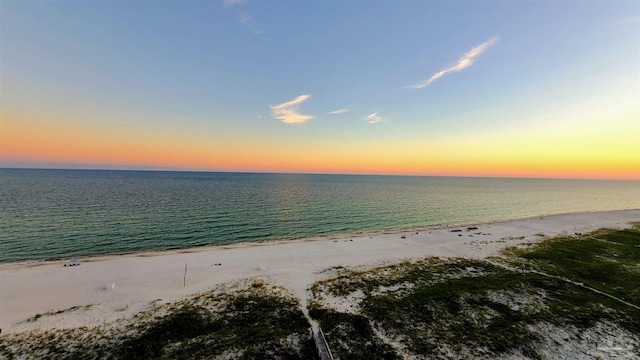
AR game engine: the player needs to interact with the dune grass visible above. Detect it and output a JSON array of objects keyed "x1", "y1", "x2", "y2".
[
  {"x1": 309, "y1": 226, "x2": 640, "y2": 358},
  {"x1": 510, "y1": 226, "x2": 640, "y2": 306},
  {"x1": 0, "y1": 282, "x2": 317, "y2": 360}
]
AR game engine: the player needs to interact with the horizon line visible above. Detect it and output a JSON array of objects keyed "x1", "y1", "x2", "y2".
[{"x1": 1, "y1": 166, "x2": 637, "y2": 182}]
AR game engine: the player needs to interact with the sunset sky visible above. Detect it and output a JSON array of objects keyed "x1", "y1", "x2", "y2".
[{"x1": 1, "y1": 1, "x2": 639, "y2": 179}]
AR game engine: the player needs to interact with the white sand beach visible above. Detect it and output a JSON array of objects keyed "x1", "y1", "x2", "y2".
[{"x1": 1, "y1": 209, "x2": 638, "y2": 334}]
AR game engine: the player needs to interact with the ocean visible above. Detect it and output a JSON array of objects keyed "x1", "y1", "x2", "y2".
[{"x1": 1, "y1": 169, "x2": 638, "y2": 264}]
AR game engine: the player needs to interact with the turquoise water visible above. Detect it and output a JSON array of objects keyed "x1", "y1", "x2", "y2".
[{"x1": 1, "y1": 169, "x2": 638, "y2": 264}]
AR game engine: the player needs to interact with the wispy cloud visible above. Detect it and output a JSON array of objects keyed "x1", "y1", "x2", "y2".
[
  {"x1": 366, "y1": 112, "x2": 384, "y2": 124},
  {"x1": 328, "y1": 108, "x2": 349, "y2": 115},
  {"x1": 411, "y1": 36, "x2": 498, "y2": 89},
  {"x1": 271, "y1": 95, "x2": 314, "y2": 124},
  {"x1": 223, "y1": 0, "x2": 245, "y2": 7},
  {"x1": 223, "y1": 0, "x2": 264, "y2": 36},
  {"x1": 237, "y1": 12, "x2": 263, "y2": 35},
  {"x1": 619, "y1": 15, "x2": 640, "y2": 24}
]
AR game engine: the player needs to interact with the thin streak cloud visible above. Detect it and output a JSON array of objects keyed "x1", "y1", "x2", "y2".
[
  {"x1": 366, "y1": 112, "x2": 383, "y2": 124},
  {"x1": 411, "y1": 36, "x2": 498, "y2": 88},
  {"x1": 328, "y1": 108, "x2": 349, "y2": 115},
  {"x1": 271, "y1": 95, "x2": 314, "y2": 124},
  {"x1": 223, "y1": 0, "x2": 245, "y2": 7}
]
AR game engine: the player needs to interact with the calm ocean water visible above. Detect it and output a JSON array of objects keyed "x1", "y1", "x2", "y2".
[{"x1": 1, "y1": 169, "x2": 639, "y2": 264}]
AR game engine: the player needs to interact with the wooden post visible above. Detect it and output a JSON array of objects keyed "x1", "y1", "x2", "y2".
[{"x1": 184, "y1": 263, "x2": 187, "y2": 287}]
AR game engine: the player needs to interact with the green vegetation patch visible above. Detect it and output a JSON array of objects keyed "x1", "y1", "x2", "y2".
[
  {"x1": 312, "y1": 261, "x2": 548, "y2": 358},
  {"x1": 0, "y1": 282, "x2": 317, "y2": 360},
  {"x1": 511, "y1": 226, "x2": 640, "y2": 306},
  {"x1": 311, "y1": 258, "x2": 487, "y2": 299},
  {"x1": 309, "y1": 227, "x2": 640, "y2": 358},
  {"x1": 308, "y1": 307, "x2": 401, "y2": 360}
]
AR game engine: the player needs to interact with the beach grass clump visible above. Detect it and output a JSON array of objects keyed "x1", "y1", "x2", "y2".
[
  {"x1": 358, "y1": 264, "x2": 548, "y2": 358},
  {"x1": 510, "y1": 226, "x2": 640, "y2": 306},
  {"x1": 0, "y1": 281, "x2": 317, "y2": 360},
  {"x1": 309, "y1": 228, "x2": 640, "y2": 358},
  {"x1": 363, "y1": 270, "x2": 639, "y2": 357},
  {"x1": 311, "y1": 257, "x2": 488, "y2": 301},
  {"x1": 307, "y1": 304, "x2": 402, "y2": 359},
  {"x1": 27, "y1": 304, "x2": 95, "y2": 322},
  {"x1": 311, "y1": 260, "x2": 548, "y2": 358},
  {"x1": 0, "y1": 327, "x2": 118, "y2": 360}
]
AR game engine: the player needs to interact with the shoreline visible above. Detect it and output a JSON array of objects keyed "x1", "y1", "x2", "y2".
[
  {"x1": 1, "y1": 209, "x2": 638, "y2": 333},
  {"x1": 2, "y1": 208, "x2": 638, "y2": 268}
]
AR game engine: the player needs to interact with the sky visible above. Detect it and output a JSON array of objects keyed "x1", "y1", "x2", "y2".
[{"x1": 1, "y1": 1, "x2": 639, "y2": 179}]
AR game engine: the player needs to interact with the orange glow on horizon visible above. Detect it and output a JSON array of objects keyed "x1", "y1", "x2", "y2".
[{"x1": 2, "y1": 110, "x2": 638, "y2": 180}]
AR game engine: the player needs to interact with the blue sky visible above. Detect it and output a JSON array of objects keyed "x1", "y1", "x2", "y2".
[{"x1": 1, "y1": 1, "x2": 639, "y2": 178}]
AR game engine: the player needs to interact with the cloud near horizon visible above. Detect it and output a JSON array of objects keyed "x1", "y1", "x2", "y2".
[
  {"x1": 411, "y1": 36, "x2": 498, "y2": 88},
  {"x1": 328, "y1": 108, "x2": 349, "y2": 115},
  {"x1": 271, "y1": 95, "x2": 314, "y2": 124}
]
